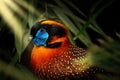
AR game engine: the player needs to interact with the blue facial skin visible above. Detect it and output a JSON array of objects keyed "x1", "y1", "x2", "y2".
[{"x1": 32, "y1": 28, "x2": 49, "y2": 46}]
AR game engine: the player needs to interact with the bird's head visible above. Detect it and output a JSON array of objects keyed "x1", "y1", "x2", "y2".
[{"x1": 30, "y1": 20, "x2": 70, "y2": 48}]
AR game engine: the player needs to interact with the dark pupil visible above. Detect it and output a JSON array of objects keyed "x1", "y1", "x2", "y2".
[{"x1": 41, "y1": 29, "x2": 46, "y2": 32}]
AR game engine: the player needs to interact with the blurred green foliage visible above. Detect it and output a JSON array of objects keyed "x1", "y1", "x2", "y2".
[{"x1": 0, "y1": 0, "x2": 120, "y2": 80}]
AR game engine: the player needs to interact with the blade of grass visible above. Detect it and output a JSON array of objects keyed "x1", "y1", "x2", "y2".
[
  {"x1": 14, "y1": 0, "x2": 41, "y2": 16},
  {"x1": 28, "y1": 0, "x2": 36, "y2": 27},
  {"x1": 90, "y1": 0, "x2": 103, "y2": 13},
  {"x1": 68, "y1": 32, "x2": 76, "y2": 45},
  {"x1": 116, "y1": 32, "x2": 120, "y2": 38}
]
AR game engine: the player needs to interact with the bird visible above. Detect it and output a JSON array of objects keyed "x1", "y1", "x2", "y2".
[{"x1": 23, "y1": 19, "x2": 98, "y2": 80}]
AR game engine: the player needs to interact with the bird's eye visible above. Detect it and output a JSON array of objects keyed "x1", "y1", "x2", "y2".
[{"x1": 41, "y1": 28, "x2": 46, "y2": 32}]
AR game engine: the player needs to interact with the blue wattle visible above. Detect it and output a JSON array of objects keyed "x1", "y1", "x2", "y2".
[{"x1": 33, "y1": 29, "x2": 49, "y2": 46}]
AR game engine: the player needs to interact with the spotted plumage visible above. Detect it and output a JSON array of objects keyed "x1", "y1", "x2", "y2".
[{"x1": 26, "y1": 20, "x2": 98, "y2": 80}]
